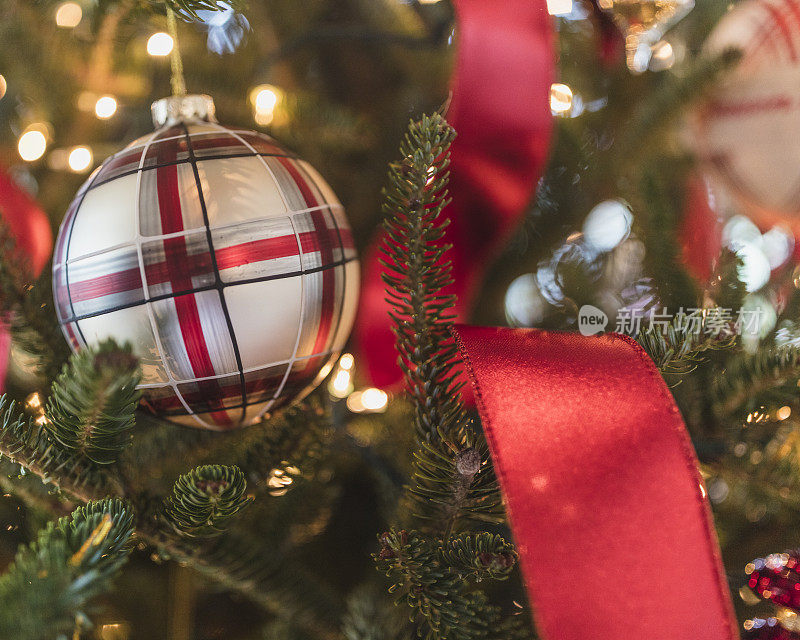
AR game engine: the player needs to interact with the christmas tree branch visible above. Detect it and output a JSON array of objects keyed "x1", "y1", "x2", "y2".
[
  {"x1": 156, "y1": 0, "x2": 246, "y2": 20},
  {"x1": 381, "y1": 113, "x2": 502, "y2": 534},
  {"x1": 0, "y1": 498, "x2": 134, "y2": 640},
  {"x1": 160, "y1": 464, "x2": 253, "y2": 538},
  {"x1": 375, "y1": 530, "x2": 526, "y2": 640},
  {"x1": 713, "y1": 347, "x2": 800, "y2": 420},
  {"x1": 619, "y1": 47, "x2": 742, "y2": 160},
  {"x1": 378, "y1": 114, "x2": 528, "y2": 639},
  {"x1": 46, "y1": 339, "x2": 141, "y2": 465},
  {"x1": 634, "y1": 314, "x2": 735, "y2": 374},
  {"x1": 0, "y1": 395, "x2": 120, "y2": 504}
]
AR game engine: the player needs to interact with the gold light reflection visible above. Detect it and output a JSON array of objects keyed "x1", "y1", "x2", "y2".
[
  {"x1": 25, "y1": 392, "x2": 41, "y2": 410},
  {"x1": 0, "y1": 75, "x2": 6, "y2": 101},
  {"x1": 99, "y1": 623, "x2": 130, "y2": 640},
  {"x1": 777, "y1": 406, "x2": 792, "y2": 421}
]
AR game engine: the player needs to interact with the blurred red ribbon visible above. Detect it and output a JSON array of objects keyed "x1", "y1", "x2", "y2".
[
  {"x1": 355, "y1": 0, "x2": 555, "y2": 387},
  {"x1": 453, "y1": 326, "x2": 739, "y2": 640},
  {"x1": 0, "y1": 167, "x2": 53, "y2": 389}
]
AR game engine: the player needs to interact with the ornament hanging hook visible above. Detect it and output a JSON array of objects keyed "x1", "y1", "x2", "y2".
[{"x1": 166, "y1": 6, "x2": 187, "y2": 96}]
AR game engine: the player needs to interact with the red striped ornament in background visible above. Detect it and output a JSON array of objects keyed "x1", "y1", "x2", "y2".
[
  {"x1": 694, "y1": 0, "x2": 800, "y2": 234},
  {"x1": 52, "y1": 95, "x2": 359, "y2": 430}
]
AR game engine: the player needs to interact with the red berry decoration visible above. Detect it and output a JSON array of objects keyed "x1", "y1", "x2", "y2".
[
  {"x1": 744, "y1": 619, "x2": 800, "y2": 640},
  {"x1": 746, "y1": 553, "x2": 800, "y2": 611}
]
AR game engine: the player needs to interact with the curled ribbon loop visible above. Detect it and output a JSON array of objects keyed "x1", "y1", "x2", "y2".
[{"x1": 452, "y1": 326, "x2": 738, "y2": 640}]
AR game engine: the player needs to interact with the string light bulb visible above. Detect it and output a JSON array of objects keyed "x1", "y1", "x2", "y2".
[
  {"x1": 147, "y1": 32, "x2": 174, "y2": 57},
  {"x1": 549, "y1": 83, "x2": 573, "y2": 115},
  {"x1": 0, "y1": 75, "x2": 6, "y2": 101},
  {"x1": 67, "y1": 146, "x2": 93, "y2": 173},
  {"x1": 18, "y1": 128, "x2": 48, "y2": 162},
  {"x1": 346, "y1": 388, "x2": 389, "y2": 413},
  {"x1": 249, "y1": 84, "x2": 283, "y2": 126},
  {"x1": 328, "y1": 353, "x2": 355, "y2": 398},
  {"x1": 55, "y1": 2, "x2": 82, "y2": 28},
  {"x1": 94, "y1": 95, "x2": 117, "y2": 119}
]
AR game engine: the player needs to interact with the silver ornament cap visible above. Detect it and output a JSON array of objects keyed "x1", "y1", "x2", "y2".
[{"x1": 151, "y1": 94, "x2": 217, "y2": 128}]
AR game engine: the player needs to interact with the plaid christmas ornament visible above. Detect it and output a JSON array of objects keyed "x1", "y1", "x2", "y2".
[{"x1": 52, "y1": 95, "x2": 359, "y2": 430}]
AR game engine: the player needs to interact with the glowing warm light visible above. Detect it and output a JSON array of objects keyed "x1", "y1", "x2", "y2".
[
  {"x1": 549, "y1": 83, "x2": 573, "y2": 115},
  {"x1": 0, "y1": 75, "x2": 6, "y2": 101},
  {"x1": 347, "y1": 388, "x2": 389, "y2": 414},
  {"x1": 777, "y1": 406, "x2": 792, "y2": 421},
  {"x1": 25, "y1": 393, "x2": 41, "y2": 410},
  {"x1": 147, "y1": 32, "x2": 174, "y2": 56},
  {"x1": 362, "y1": 388, "x2": 388, "y2": 411},
  {"x1": 18, "y1": 129, "x2": 47, "y2": 162},
  {"x1": 55, "y1": 2, "x2": 82, "y2": 28},
  {"x1": 329, "y1": 370, "x2": 352, "y2": 398},
  {"x1": 249, "y1": 84, "x2": 283, "y2": 126},
  {"x1": 99, "y1": 623, "x2": 128, "y2": 640},
  {"x1": 339, "y1": 353, "x2": 354, "y2": 370},
  {"x1": 68, "y1": 146, "x2": 93, "y2": 173},
  {"x1": 94, "y1": 95, "x2": 117, "y2": 119},
  {"x1": 546, "y1": 0, "x2": 573, "y2": 15},
  {"x1": 253, "y1": 87, "x2": 278, "y2": 112},
  {"x1": 417, "y1": 0, "x2": 443, "y2": 3}
]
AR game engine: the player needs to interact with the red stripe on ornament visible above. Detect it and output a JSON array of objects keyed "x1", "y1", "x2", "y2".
[
  {"x1": 760, "y1": 0, "x2": 799, "y2": 61},
  {"x1": 309, "y1": 210, "x2": 337, "y2": 355},
  {"x1": 68, "y1": 215, "x2": 350, "y2": 303},
  {"x1": 782, "y1": 0, "x2": 800, "y2": 47},
  {"x1": 155, "y1": 142, "x2": 232, "y2": 426},
  {"x1": 276, "y1": 157, "x2": 319, "y2": 208}
]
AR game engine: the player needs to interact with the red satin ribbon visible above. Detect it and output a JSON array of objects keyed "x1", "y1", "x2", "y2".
[
  {"x1": 355, "y1": 0, "x2": 554, "y2": 387},
  {"x1": 453, "y1": 326, "x2": 738, "y2": 640}
]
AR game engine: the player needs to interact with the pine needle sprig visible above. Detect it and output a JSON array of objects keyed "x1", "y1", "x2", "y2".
[
  {"x1": 713, "y1": 346, "x2": 800, "y2": 420},
  {"x1": 0, "y1": 395, "x2": 116, "y2": 502},
  {"x1": 635, "y1": 314, "x2": 735, "y2": 374},
  {"x1": 381, "y1": 114, "x2": 504, "y2": 533},
  {"x1": 162, "y1": 464, "x2": 253, "y2": 538},
  {"x1": 46, "y1": 339, "x2": 141, "y2": 465},
  {"x1": 437, "y1": 532, "x2": 517, "y2": 582},
  {"x1": 157, "y1": 0, "x2": 247, "y2": 21},
  {"x1": 375, "y1": 529, "x2": 514, "y2": 640},
  {"x1": 380, "y1": 112, "x2": 464, "y2": 446},
  {"x1": 0, "y1": 498, "x2": 134, "y2": 640}
]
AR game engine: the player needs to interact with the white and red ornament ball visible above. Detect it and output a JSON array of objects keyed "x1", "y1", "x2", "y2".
[
  {"x1": 52, "y1": 95, "x2": 359, "y2": 430},
  {"x1": 694, "y1": 0, "x2": 800, "y2": 232}
]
